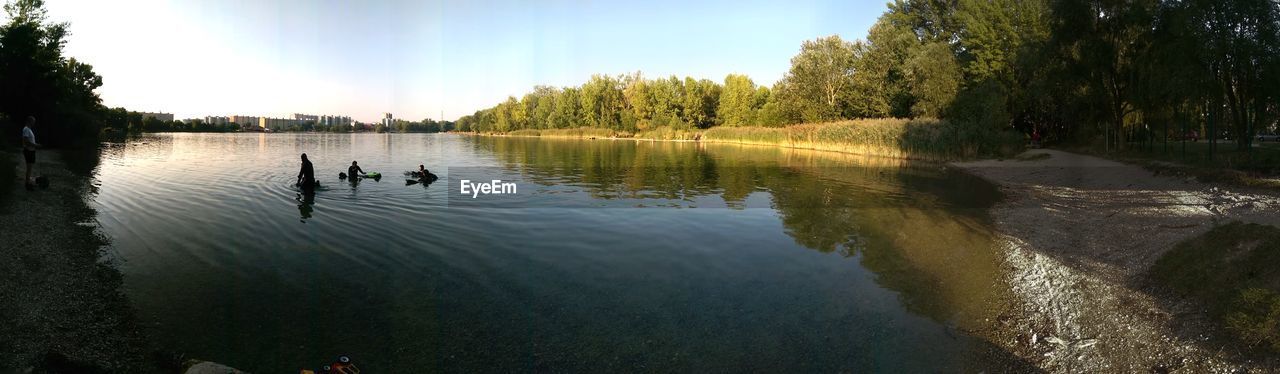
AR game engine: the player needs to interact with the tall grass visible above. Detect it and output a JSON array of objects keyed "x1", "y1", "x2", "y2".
[
  {"x1": 505, "y1": 127, "x2": 628, "y2": 139},
  {"x1": 486, "y1": 119, "x2": 1023, "y2": 161},
  {"x1": 634, "y1": 127, "x2": 701, "y2": 141},
  {"x1": 702, "y1": 119, "x2": 1023, "y2": 161}
]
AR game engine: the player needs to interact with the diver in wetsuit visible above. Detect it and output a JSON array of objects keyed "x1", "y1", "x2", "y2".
[
  {"x1": 348, "y1": 161, "x2": 365, "y2": 178},
  {"x1": 417, "y1": 164, "x2": 437, "y2": 181},
  {"x1": 297, "y1": 153, "x2": 316, "y2": 191}
]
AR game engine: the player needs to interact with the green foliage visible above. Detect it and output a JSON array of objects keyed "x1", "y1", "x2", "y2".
[
  {"x1": 681, "y1": 77, "x2": 721, "y2": 128},
  {"x1": 1153, "y1": 222, "x2": 1280, "y2": 352},
  {"x1": 0, "y1": 0, "x2": 105, "y2": 147},
  {"x1": 906, "y1": 42, "x2": 961, "y2": 118},
  {"x1": 580, "y1": 74, "x2": 627, "y2": 131},
  {"x1": 459, "y1": 0, "x2": 1278, "y2": 167},
  {"x1": 855, "y1": 20, "x2": 916, "y2": 118},
  {"x1": 717, "y1": 74, "x2": 766, "y2": 126},
  {"x1": 948, "y1": 80, "x2": 1011, "y2": 132},
  {"x1": 773, "y1": 35, "x2": 859, "y2": 122},
  {"x1": 1225, "y1": 288, "x2": 1280, "y2": 351}
]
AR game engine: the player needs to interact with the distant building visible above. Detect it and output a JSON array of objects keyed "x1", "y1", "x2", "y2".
[
  {"x1": 295, "y1": 113, "x2": 351, "y2": 127},
  {"x1": 259, "y1": 117, "x2": 306, "y2": 131},
  {"x1": 229, "y1": 115, "x2": 260, "y2": 127},
  {"x1": 382, "y1": 113, "x2": 394, "y2": 128},
  {"x1": 195, "y1": 112, "x2": 354, "y2": 131},
  {"x1": 204, "y1": 116, "x2": 229, "y2": 125},
  {"x1": 138, "y1": 112, "x2": 174, "y2": 122}
]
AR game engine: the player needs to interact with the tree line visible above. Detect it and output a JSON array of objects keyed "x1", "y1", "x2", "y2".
[
  {"x1": 458, "y1": 0, "x2": 1279, "y2": 154},
  {"x1": 3, "y1": 0, "x2": 1275, "y2": 153},
  {"x1": 106, "y1": 116, "x2": 459, "y2": 134},
  {"x1": 0, "y1": 0, "x2": 103, "y2": 147}
]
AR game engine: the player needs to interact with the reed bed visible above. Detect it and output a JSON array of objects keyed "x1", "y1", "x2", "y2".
[
  {"x1": 702, "y1": 119, "x2": 1022, "y2": 161},
  {"x1": 486, "y1": 119, "x2": 1023, "y2": 161}
]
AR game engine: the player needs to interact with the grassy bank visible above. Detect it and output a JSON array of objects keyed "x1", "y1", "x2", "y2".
[
  {"x1": 487, "y1": 119, "x2": 1024, "y2": 161},
  {"x1": 1153, "y1": 222, "x2": 1280, "y2": 353}
]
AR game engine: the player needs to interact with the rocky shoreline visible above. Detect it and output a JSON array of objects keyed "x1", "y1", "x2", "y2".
[
  {"x1": 0, "y1": 150, "x2": 176, "y2": 372},
  {"x1": 954, "y1": 149, "x2": 1280, "y2": 372}
]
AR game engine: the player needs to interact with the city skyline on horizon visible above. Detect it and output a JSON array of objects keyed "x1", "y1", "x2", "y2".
[{"x1": 43, "y1": 0, "x2": 883, "y2": 123}]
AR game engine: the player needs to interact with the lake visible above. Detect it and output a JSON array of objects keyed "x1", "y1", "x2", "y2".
[{"x1": 92, "y1": 133, "x2": 1020, "y2": 372}]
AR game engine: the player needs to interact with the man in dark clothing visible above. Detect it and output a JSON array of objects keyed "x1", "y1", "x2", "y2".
[
  {"x1": 348, "y1": 161, "x2": 364, "y2": 178},
  {"x1": 297, "y1": 153, "x2": 316, "y2": 191}
]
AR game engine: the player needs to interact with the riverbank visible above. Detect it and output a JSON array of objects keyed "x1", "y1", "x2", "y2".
[
  {"x1": 475, "y1": 119, "x2": 1024, "y2": 162},
  {"x1": 0, "y1": 150, "x2": 173, "y2": 372},
  {"x1": 954, "y1": 149, "x2": 1280, "y2": 372}
]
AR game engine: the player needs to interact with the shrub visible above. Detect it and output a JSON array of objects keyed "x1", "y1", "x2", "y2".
[{"x1": 1226, "y1": 288, "x2": 1280, "y2": 351}]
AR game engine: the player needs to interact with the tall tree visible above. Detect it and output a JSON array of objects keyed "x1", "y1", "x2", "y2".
[
  {"x1": 0, "y1": 0, "x2": 105, "y2": 145},
  {"x1": 906, "y1": 42, "x2": 962, "y2": 118},
  {"x1": 716, "y1": 74, "x2": 768, "y2": 126},
  {"x1": 775, "y1": 35, "x2": 858, "y2": 122}
]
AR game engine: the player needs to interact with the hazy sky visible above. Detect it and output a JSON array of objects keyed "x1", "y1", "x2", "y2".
[{"x1": 46, "y1": 0, "x2": 885, "y2": 122}]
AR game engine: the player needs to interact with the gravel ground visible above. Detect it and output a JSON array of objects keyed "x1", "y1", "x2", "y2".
[
  {"x1": 0, "y1": 150, "x2": 161, "y2": 373},
  {"x1": 954, "y1": 149, "x2": 1280, "y2": 372}
]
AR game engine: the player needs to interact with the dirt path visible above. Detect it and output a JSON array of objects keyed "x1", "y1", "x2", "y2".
[
  {"x1": 954, "y1": 149, "x2": 1280, "y2": 372},
  {"x1": 0, "y1": 150, "x2": 162, "y2": 372}
]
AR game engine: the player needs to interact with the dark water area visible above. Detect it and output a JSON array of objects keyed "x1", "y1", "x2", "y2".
[{"x1": 92, "y1": 133, "x2": 1020, "y2": 372}]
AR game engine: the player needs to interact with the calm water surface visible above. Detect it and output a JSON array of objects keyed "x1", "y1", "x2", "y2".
[{"x1": 93, "y1": 133, "x2": 1015, "y2": 372}]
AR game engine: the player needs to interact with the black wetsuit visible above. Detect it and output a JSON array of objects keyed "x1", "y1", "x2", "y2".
[
  {"x1": 299, "y1": 159, "x2": 316, "y2": 190},
  {"x1": 349, "y1": 165, "x2": 363, "y2": 177}
]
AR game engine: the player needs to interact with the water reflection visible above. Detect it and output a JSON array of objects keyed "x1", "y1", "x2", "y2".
[
  {"x1": 297, "y1": 191, "x2": 316, "y2": 221},
  {"x1": 473, "y1": 135, "x2": 1007, "y2": 329},
  {"x1": 94, "y1": 133, "x2": 1021, "y2": 372}
]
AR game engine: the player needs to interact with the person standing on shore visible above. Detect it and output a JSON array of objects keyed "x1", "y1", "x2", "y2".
[{"x1": 21, "y1": 116, "x2": 39, "y2": 190}]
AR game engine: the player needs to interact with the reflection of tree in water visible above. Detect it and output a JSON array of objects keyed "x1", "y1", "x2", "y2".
[
  {"x1": 761, "y1": 158, "x2": 1007, "y2": 328},
  {"x1": 481, "y1": 137, "x2": 722, "y2": 201},
  {"x1": 471, "y1": 136, "x2": 1008, "y2": 327}
]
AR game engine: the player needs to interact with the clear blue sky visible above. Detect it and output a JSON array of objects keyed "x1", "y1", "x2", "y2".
[{"x1": 47, "y1": 0, "x2": 887, "y2": 122}]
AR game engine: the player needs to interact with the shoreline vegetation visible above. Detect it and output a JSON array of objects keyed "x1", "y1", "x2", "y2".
[{"x1": 467, "y1": 118, "x2": 1024, "y2": 162}]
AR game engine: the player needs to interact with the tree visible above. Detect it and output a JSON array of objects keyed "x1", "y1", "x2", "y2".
[
  {"x1": 906, "y1": 42, "x2": 962, "y2": 118},
  {"x1": 531, "y1": 86, "x2": 557, "y2": 129},
  {"x1": 717, "y1": 74, "x2": 762, "y2": 126},
  {"x1": 0, "y1": 0, "x2": 105, "y2": 146},
  {"x1": 1045, "y1": 0, "x2": 1157, "y2": 150},
  {"x1": 494, "y1": 96, "x2": 518, "y2": 132},
  {"x1": 649, "y1": 76, "x2": 686, "y2": 128},
  {"x1": 623, "y1": 76, "x2": 654, "y2": 129},
  {"x1": 856, "y1": 20, "x2": 916, "y2": 118},
  {"x1": 775, "y1": 35, "x2": 858, "y2": 122},
  {"x1": 580, "y1": 74, "x2": 627, "y2": 130},
  {"x1": 550, "y1": 87, "x2": 582, "y2": 129},
  {"x1": 682, "y1": 77, "x2": 721, "y2": 128}
]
